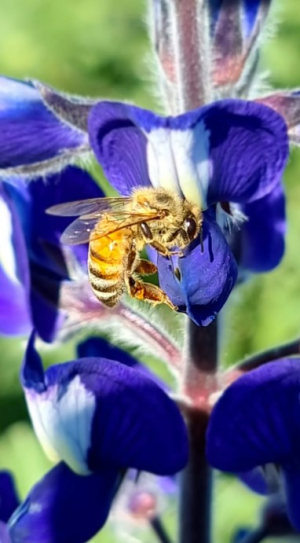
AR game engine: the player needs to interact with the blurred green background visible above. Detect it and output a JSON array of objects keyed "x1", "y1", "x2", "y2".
[{"x1": 0, "y1": 0, "x2": 300, "y2": 541}]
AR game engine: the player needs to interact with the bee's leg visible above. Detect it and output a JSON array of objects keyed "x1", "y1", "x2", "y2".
[
  {"x1": 128, "y1": 278, "x2": 178, "y2": 311},
  {"x1": 135, "y1": 260, "x2": 158, "y2": 276},
  {"x1": 148, "y1": 240, "x2": 184, "y2": 258},
  {"x1": 148, "y1": 240, "x2": 171, "y2": 257}
]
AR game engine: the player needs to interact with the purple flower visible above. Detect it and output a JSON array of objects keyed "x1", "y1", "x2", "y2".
[
  {"x1": 0, "y1": 78, "x2": 289, "y2": 325},
  {"x1": 87, "y1": 99, "x2": 288, "y2": 321},
  {"x1": 0, "y1": 466, "x2": 120, "y2": 543},
  {"x1": 22, "y1": 333, "x2": 188, "y2": 476},
  {"x1": 0, "y1": 165, "x2": 104, "y2": 341},
  {"x1": 206, "y1": 359, "x2": 300, "y2": 532},
  {"x1": 0, "y1": 330, "x2": 185, "y2": 543}
]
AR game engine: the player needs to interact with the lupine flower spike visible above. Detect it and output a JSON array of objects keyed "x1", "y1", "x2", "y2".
[{"x1": 0, "y1": 0, "x2": 300, "y2": 542}]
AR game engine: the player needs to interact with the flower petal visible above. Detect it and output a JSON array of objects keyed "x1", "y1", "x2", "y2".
[
  {"x1": 21, "y1": 334, "x2": 188, "y2": 476},
  {"x1": 6, "y1": 166, "x2": 102, "y2": 269},
  {"x1": 206, "y1": 359, "x2": 300, "y2": 472},
  {"x1": 157, "y1": 215, "x2": 238, "y2": 326},
  {"x1": 8, "y1": 462, "x2": 119, "y2": 543},
  {"x1": 89, "y1": 100, "x2": 288, "y2": 211},
  {"x1": 238, "y1": 467, "x2": 269, "y2": 495},
  {"x1": 88, "y1": 101, "x2": 151, "y2": 196},
  {"x1": 77, "y1": 337, "x2": 168, "y2": 390},
  {"x1": 0, "y1": 471, "x2": 19, "y2": 523},
  {"x1": 6, "y1": 166, "x2": 103, "y2": 342},
  {"x1": 0, "y1": 184, "x2": 31, "y2": 335},
  {"x1": 238, "y1": 182, "x2": 286, "y2": 272},
  {"x1": 204, "y1": 101, "x2": 288, "y2": 206},
  {"x1": 0, "y1": 522, "x2": 11, "y2": 543},
  {"x1": 0, "y1": 77, "x2": 88, "y2": 177}
]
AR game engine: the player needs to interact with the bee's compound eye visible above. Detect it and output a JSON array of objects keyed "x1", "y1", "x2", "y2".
[{"x1": 184, "y1": 217, "x2": 197, "y2": 240}]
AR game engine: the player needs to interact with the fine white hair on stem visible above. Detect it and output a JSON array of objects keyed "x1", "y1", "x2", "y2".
[{"x1": 147, "y1": 0, "x2": 213, "y2": 113}]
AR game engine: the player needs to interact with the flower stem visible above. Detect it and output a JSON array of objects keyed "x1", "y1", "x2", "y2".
[
  {"x1": 118, "y1": 304, "x2": 182, "y2": 371},
  {"x1": 179, "y1": 320, "x2": 218, "y2": 543},
  {"x1": 150, "y1": 516, "x2": 173, "y2": 543},
  {"x1": 172, "y1": 0, "x2": 211, "y2": 109}
]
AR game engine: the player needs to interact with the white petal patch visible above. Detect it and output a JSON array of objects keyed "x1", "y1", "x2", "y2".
[
  {"x1": 146, "y1": 128, "x2": 181, "y2": 193},
  {"x1": 0, "y1": 198, "x2": 19, "y2": 283},
  {"x1": 25, "y1": 376, "x2": 96, "y2": 475},
  {"x1": 146, "y1": 123, "x2": 212, "y2": 208},
  {"x1": 171, "y1": 124, "x2": 212, "y2": 208}
]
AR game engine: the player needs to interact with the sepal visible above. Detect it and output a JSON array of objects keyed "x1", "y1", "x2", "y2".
[
  {"x1": 34, "y1": 81, "x2": 96, "y2": 133},
  {"x1": 211, "y1": 0, "x2": 272, "y2": 96},
  {"x1": 257, "y1": 90, "x2": 300, "y2": 145},
  {"x1": 0, "y1": 77, "x2": 89, "y2": 178}
]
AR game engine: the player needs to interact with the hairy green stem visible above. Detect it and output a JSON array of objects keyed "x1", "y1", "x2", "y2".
[{"x1": 179, "y1": 320, "x2": 218, "y2": 543}]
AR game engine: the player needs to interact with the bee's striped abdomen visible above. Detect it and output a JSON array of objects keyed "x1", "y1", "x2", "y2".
[{"x1": 88, "y1": 222, "x2": 133, "y2": 307}]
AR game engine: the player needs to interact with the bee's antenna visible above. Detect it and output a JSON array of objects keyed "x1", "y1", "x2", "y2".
[{"x1": 200, "y1": 229, "x2": 204, "y2": 254}]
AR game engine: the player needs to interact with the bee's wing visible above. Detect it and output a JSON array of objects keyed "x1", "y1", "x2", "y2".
[
  {"x1": 47, "y1": 197, "x2": 133, "y2": 217},
  {"x1": 60, "y1": 211, "x2": 163, "y2": 245},
  {"x1": 60, "y1": 216, "x2": 101, "y2": 245}
]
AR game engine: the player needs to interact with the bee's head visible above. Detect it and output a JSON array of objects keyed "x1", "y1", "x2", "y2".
[{"x1": 167, "y1": 211, "x2": 201, "y2": 249}]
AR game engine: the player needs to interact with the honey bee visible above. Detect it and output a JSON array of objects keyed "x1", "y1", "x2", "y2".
[{"x1": 47, "y1": 187, "x2": 202, "y2": 311}]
